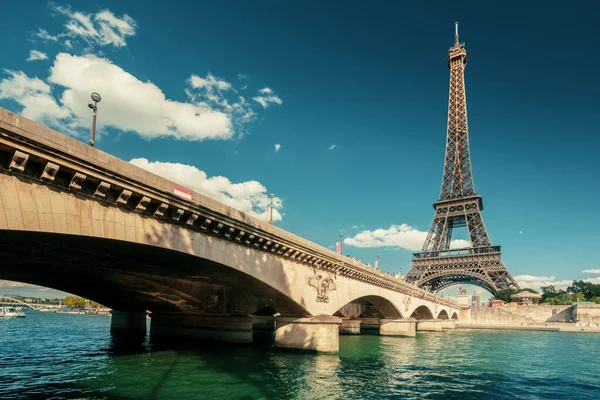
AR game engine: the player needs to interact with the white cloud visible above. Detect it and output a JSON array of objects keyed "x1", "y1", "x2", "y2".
[
  {"x1": 327, "y1": 144, "x2": 337, "y2": 150},
  {"x1": 514, "y1": 274, "x2": 600, "y2": 291},
  {"x1": 189, "y1": 74, "x2": 232, "y2": 91},
  {"x1": 130, "y1": 158, "x2": 283, "y2": 222},
  {"x1": 237, "y1": 73, "x2": 247, "y2": 80},
  {"x1": 0, "y1": 53, "x2": 260, "y2": 141},
  {"x1": 27, "y1": 50, "x2": 48, "y2": 62},
  {"x1": 253, "y1": 88, "x2": 283, "y2": 109},
  {"x1": 34, "y1": 28, "x2": 58, "y2": 41},
  {"x1": 582, "y1": 269, "x2": 600, "y2": 274},
  {"x1": 352, "y1": 225, "x2": 359, "y2": 229},
  {"x1": 0, "y1": 280, "x2": 37, "y2": 289},
  {"x1": 0, "y1": 280, "x2": 70, "y2": 298},
  {"x1": 343, "y1": 223, "x2": 469, "y2": 251},
  {"x1": 7, "y1": 8, "x2": 278, "y2": 142},
  {"x1": 274, "y1": 144, "x2": 281, "y2": 152},
  {"x1": 48, "y1": 5, "x2": 137, "y2": 48},
  {"x1": 519, "y1": 231, "x2": 523, "y2": 235},
  {"x1": 514, "y1": 275, "x2": 573, "y2": 292},
  {"x1": 0, "y1": 70, "x2": 74, "y2": 128}
]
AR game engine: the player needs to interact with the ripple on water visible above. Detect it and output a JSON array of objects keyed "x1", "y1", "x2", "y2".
[{"x1": 1, "y1": 313, "x2": 600, "y2": 399}]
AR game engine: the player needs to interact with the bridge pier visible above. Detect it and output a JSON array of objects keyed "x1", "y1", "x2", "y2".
[
  {"x1": 379, "y1": 318, "x2": 416, "y2": 337},
  {"x1": 252, "y1": 315, "x2": 275, "y2": 343},
  {"x1": 416, "y1": 319, "x2": 443, "y2": 332},
  {"x1": 110, "y1": 310, "x2": 147, "y2": 333},
  {"x1": 339, "y1": 319, "x2": 361, "y2": 335},
  {"x1": 359, "y1": 318, "x2": 380, "y2": 334},
  {"x1": 274, "y1": 315, "x2": 341, "y2": 353},
  {"x1": 151, "y1": 312, "x2": 252, "y2": 343},
  {"x1": 441, "y1": 320, "x2": 456, "y2": 329}
]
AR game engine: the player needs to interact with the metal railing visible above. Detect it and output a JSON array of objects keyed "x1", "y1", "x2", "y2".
[{"x1": 413, "y1": 245, "x2": 501, "y2": 259}]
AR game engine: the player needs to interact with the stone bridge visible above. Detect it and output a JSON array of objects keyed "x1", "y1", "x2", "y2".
[{"x1": 0, "y1": 107, "x2": 460, "y2": 352}]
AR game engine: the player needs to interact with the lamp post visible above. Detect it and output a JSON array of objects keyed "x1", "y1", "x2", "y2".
[
  {"x1": 88, "y1": 92, "x2": 102, "y2": 147},
  {"x1": 268, "y1": 194, "x2": 274, "y2": 224},
  {"x1": 339, "y1": 233, "x2": 344, "y2": 255}
]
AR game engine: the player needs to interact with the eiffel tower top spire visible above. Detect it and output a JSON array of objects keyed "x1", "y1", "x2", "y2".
[
  {"x1": 454, "y1": 21, "x2": 459, "y2": 45},
  {"x1": 440, "y1": 22, "x2": 473, "y2": 201}
]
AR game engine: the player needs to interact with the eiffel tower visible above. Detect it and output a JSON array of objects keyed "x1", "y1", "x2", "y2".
[{"x1": 404, "y1": 23, "x2": 519, "y2": 296}]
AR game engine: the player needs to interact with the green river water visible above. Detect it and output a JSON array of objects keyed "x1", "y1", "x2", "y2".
[{"x1": 1, "y1": 311, "x2": 599, "y2": 399}]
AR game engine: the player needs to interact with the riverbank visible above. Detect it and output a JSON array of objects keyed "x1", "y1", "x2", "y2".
[{"x1": 457, "y1": 323, "x2": 600, "y2": 333}]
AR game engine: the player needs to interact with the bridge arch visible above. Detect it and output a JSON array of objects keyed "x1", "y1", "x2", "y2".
[
  {"x1": 451, "y1": 312, "x2": 459, "y2": 320},
  {"x1": 419, "y1": 272, "x2": 497, "y2": 295},
  {"x1": 437, "y1": 309, "x2": 449, "y2": 319},
  {"x1": 0, "y1": 295, "x2": 38, "y2": 310},
  {"x1": 335, "y1": 295, "x2": 403, "y2": 319},
  {"x1": 0, "y1": 228, "x2": 311, "y2": 318},
  {"x1": 409, "y1": 305, "x2": 434, "y2": 319}
]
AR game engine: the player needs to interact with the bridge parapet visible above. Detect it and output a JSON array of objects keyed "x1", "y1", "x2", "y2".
[{"x1": 0, "y1": 107, "x2": 457, "y2": 309}]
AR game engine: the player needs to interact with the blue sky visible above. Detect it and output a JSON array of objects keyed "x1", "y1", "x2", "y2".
[{"x1": 1, "y1": 1, "x2": 599, "y2": 299}]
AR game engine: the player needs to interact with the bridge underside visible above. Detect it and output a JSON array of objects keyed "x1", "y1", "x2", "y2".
[
  {"x1": 0, "y1": 230, "x2": 309, "y2": 316},
  {"x1": 408, "y1": 250, "x2": 519, "y2": 296},
  {"x1": 421, "y1": 274, "x2": 496, "y2": 295}
]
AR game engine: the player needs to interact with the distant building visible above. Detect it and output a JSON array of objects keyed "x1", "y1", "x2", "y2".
[
  {"x1": 490, "y1": 300, "x2": 505, "y2": 307},
  {"x1": 472, "y1": 295, "x2": 481, "y2": 307},
  {"x1": 511, "y1": 291, "x2": 541, "y2": 305}
]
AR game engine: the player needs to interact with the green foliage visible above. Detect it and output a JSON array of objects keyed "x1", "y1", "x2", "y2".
[
  {"x1": 572, "y1": 292, "x2": 586, "y2": 303},
  {"x1": 62, "y1": 296, "x2": 101, "y2": 308},
  {"x1": 591, "y1": 297, "x2": 600, "y2": 304},
  {"x1": 493, "y1": 289, "x2": 517, "y2": 302},
  {"x1": 567, "y1": 280, "x2": 600, "y2": 299},
  {"x1": 540, "y1": 281, "x2": 600, "y2": 304},
  {"x1": 541, "y1": 285, "x2": 566, "y2": 303},
  {"x1": 493, "y1": 288, "x2": 539, "y2": 303},
  {"x1": 552, "y1": 294, "x2": 572, "y2": 305}
]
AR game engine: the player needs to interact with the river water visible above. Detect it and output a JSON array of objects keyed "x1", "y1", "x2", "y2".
[{"x1": 1, "y1": 312, "x2": 599, "y2": 399}]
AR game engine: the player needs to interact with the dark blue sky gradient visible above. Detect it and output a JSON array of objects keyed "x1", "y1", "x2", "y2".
[{"x1": 1, "y1": 1, "x2": 599, "y2": 297}]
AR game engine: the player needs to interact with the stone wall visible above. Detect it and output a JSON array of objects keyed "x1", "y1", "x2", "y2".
[
  {"x1": 573, "y1": 304, "x2": 600, "y2": 325},
  {"x1": 465, "y1": 305, "x2": 575, "y2": 324}
]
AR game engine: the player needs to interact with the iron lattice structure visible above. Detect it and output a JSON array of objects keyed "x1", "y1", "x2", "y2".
[{"x1": 404, "y1": 23, "x2": 519, "y2": 296}]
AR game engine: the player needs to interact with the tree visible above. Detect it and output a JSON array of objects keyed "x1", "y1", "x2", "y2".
[
  {"x1": 63, "y1": 296, "x2": 86, "y2": 308},
  {"x1": 572, "y1": 292, "x2": 586, "y2": 303},
  {"x1": 552, "y1": 293, "x2": 572, "y2": 305},
  {"x1": 518, "y1": 288, "x2": 539, "y2": 294},
  {"x1": 541, "y1": 285, "x2": 557, "y2": 303},
  {"x1": 493, "y1": 289, "x2": 517, "y2": 302},
  {"x1": 62, "y1": 296, "x2": 101, "y2": 308},
  {"x1": 590, "y1": 296, "x2": 600, "y2": 305},
  {"x1": 566, "y1": 280, "x2": 600, "y2": 301},
  {"x1": 540, "y1": 285, "x2": 571, "y2": 303}
]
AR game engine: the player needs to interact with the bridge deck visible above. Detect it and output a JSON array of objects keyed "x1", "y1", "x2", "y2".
[{"x1": 0, "y1": 107, "x2": 457, "y2": 309}]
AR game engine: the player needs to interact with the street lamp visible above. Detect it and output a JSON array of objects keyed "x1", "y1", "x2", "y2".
[
  {"x1": 88, "y1": 92, "x2": 102, "y2": 147},
  {"x1": 268, "y1": 194, "x2": 274, "y2": 224},
  {"x1": 340, "y1": 233, "x2": 344, "y2": 255}
]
